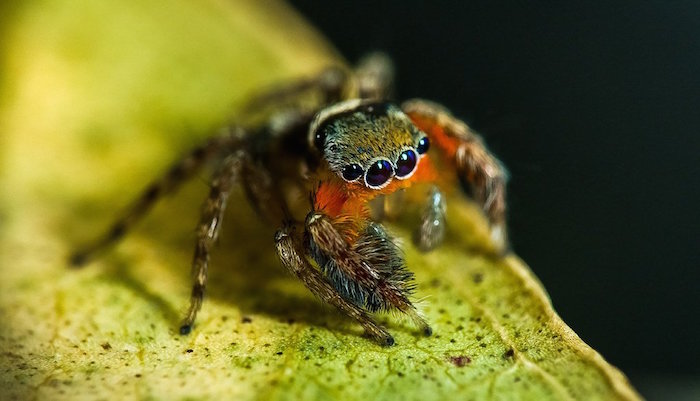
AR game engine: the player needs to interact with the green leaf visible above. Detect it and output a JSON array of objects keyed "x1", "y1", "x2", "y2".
[{"x1": 0, "y1": 1, "x2": 641, "y2": 400}]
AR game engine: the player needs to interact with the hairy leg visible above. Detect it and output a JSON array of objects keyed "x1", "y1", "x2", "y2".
[
  {"x1": 305, "y1": 211, "x2": 432, "y2": 336},
  {"x1": 179, "y1": 150, "x2": 248, "y2": 334},
  {"x1": 242, "y1": 52, "x2": 395, "y2": 115},
  {"x1": 242, "y1": 66, "x2": 349, "y2": 114},
  {"x1": 274, "y1": 224, "x2": 395, "y2": 346},
  {"x1": 402, "y1": 99, "x2": 509, "y2": 250},
  {"x1": 355, "y1": 52, "x2": 395, "y2": 100},
  {"x1": 240, "y1": 158, "x2": 289, "y2": 225},
  {"x1": 70, "y1": 130, "x2": 243, "y2": 266}
]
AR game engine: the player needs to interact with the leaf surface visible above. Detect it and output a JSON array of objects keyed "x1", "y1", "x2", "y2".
[{"x1": 0, "y1": 1, "x2": 641, "y2": 400}]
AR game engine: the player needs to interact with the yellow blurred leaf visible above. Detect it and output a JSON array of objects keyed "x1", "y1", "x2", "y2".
[{"x1": 0, "y1": 1, "x2": 641, "y2": 400}]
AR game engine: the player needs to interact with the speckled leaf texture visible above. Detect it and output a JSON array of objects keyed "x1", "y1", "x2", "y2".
[{"x1": 0, "y1": 1, "x2": 641, "y2": 400}]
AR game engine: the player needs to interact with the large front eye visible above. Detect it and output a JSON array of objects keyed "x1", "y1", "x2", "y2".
[
  {"x1": 395, "y1": 149, "x2": 417, "y2": 178},
  {"x1": 365, "y1": 159, "x2": 394, "y2": 188},
  {"x1": 341, "y1": 163, "x2": 363, "y2": 181}
]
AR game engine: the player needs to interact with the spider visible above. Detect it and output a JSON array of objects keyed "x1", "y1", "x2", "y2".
[{"x1": 70, "y1": 54, "x2": 508, "y2": 346}]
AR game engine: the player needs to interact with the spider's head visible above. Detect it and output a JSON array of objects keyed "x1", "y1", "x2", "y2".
[{"x1": 309, "y1": 99, "x2": 430, "y2": 190}]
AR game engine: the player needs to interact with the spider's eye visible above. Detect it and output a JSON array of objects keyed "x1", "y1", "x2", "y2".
[
  {"x1": 365, "y1": 159, "x2": 394, "y2": 188},
  {"x1": 314, "y1": 130, "x2": 326, "y2": 150},
  {"x1": 395, "y1": 149, "x2": 417, "y2": 178},
  {"x1": 417, "y1": 137, "x2": 430, "y2": 154},
  {"x1": 341, "y1": 164, "x2": 363, "y2": 181}
]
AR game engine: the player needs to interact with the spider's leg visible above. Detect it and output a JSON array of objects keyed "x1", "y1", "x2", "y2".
[
  {"x1": 274, "y1": 223, "x2": 395, "y2": 346},
  {"x1": 355, "y1": 52, "x2": 395, "y2": 100},
  {"x1": 69, "y1": 130, "x2": 243, "y2": 266},
  {"x1": 240, "y1": 158, "x2": 288, "y2": 224},
  {"x1": 305, "y1": 211, "x2": 432, "y2": 337},
  {"x1": 242, "y1": 66, "x2": 349, "y2": 113},
  {"x1": 414, "y1": 186, "x2": 447, "y2": 252},
  {"x1": 402, "y1": 99, "x2": 509, "y2": 251},
  {"x1": 179, "y1": 150, "x2": 248, "y2": 335}
]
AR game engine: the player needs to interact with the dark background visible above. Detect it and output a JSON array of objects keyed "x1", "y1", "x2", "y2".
[{"x1": 291, "y1": 0, "x2": 700, "y2": 397}]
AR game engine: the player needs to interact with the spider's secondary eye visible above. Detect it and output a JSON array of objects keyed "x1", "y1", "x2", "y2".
[
  {"x1": 313, "y1": 130, "x2": 326, "y2": 150},
  {"x1": 395, "y1": 149, "x2": 417, "y2": 178},
  {"x1": 341, "y1": 164, "x2": 363, "y2": 181},
  {"x1": 417, "y1": 137, "x2": 430, "y2": 154},
  {"x1": 365, "y1": 159, "x2": 394, "y2": 188}
]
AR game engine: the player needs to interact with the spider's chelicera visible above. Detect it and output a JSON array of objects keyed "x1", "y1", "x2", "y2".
[{"x1": 70, "y1": 53, "x2": 509, "y2": 346}]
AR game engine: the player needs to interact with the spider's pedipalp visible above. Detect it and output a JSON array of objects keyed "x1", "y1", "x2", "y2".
[
  {"x1": 305, "y1": 211, "x2": 431, "y2": 336},
  {"x1": 274, "y1": 223, "x2": 395, "y2": 346}
]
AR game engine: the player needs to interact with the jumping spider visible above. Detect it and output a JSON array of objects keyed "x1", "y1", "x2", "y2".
[{"x1": 70, "y1": 54, "x2": 508, "y2": 346}]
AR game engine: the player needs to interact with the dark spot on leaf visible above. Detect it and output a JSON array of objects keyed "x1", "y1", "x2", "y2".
[
  {"x1": 276, "y1": 352, "x2": 283, "y2": 355},
  {"x1": 472, "y1": 273, "x2": 483, "y2": 284},
  {"x1": 504, "y1": 348, "x2": 515, "y2": 359},
  {"x1": 135, "y1": 374, "x2": 141, "y2": 378},
  {"x1": 100, "y1": 342, "x2": 111, "y2": 350},
  {"x1": 449, "y1": 355, "x2": 471, "y2": 367},
  {"x1": 186, "y1": 349, "x2": 193, "y2": 353},
  {"x1": 241, "y1": 316, "x2": 252, "y2": 323}
]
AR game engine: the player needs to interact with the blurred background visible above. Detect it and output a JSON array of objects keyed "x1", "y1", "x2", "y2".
[{"x1": 290, "y1": 0, "x2": 699, "y2": 398}]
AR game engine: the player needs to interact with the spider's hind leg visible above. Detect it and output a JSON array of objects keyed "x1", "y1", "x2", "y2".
[{"x1": 355, "y1": 52, "x2": 395, "y2": 100}]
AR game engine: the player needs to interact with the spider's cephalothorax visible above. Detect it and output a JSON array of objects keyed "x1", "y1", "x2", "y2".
[
  {"x1": 70, "y1": 54, "x2": 509, "y2": 346},
  {"x1": 311, "y1": 100, "x2": 426, "y2": 189}
]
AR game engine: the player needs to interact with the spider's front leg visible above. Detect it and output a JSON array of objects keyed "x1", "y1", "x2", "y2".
[{"x1": 402, "y1": 100, "x2": 509, "y2": 252}]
